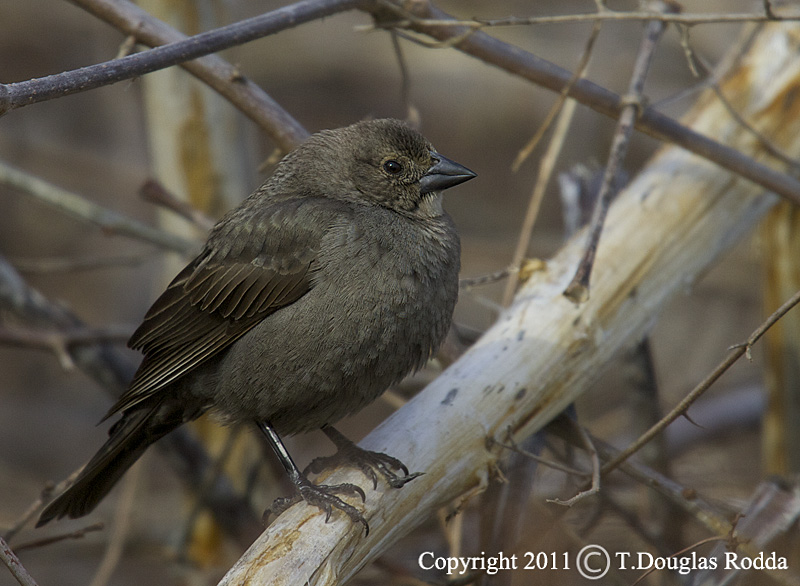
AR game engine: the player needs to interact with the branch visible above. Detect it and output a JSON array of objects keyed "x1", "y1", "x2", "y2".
[
  {"x1": 0, "y1": 0, "x2": 361, "y2": 122},
  {"x1": 365, "y1": 1, "x2": 800, "y2": 206},
  {"x1": 0, "y1": 160, "x2": 196, "y2": 254},
  {"x1": 408, "y1": 10, "x2": 795, "y2": 28},
  {"x1": 565, "y1": 0, "x2": 674, "y2": 301},
  {"x1": 218, "y1": 21, "x2": 800, "y2": 585},
  {"x1": 0, "y1": 536, "x2": 39, "y2": 586},
  {"x1": 66, "y1": 0, "x2": 311, "y2": 152},
  {"x1": 602, "y1": 286, "x2": 800, "y2": 475}
]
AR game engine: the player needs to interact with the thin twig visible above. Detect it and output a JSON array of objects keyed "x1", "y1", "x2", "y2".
[
  {"x1": 547, "y1": 424, "x2": 600, "y2": 506},
  {"x1": 511, "y1": 21, "x2": 602, "y2": 172},
  {"x1": 496, "y1": 439, "x2": 587, "y2": 478},
  {"x1": 0, "y1": 536, "x2": 39, "y2": 586},
  {"x1": 388, "y1": 31, "x2": 419, "y2": 126},
  {"x1": 459, "y1": 267, "x2": 513, "y2": 290},
  {"x1": 1, "y1": 484, "x2": 55, "y2": 543},
  {"x1": 0, "y1": 326, "x2": 133, "y2": 370},
  {"x1": 0, "y1": 326, "x2": 133, "y2": 349},
  {"x1": 564, "y1": 1, "x2": 675, "y2": 303},
  {"x1": 763, "y1": 0, "x2": 778, "y2": 20},
  {"x1": 0, "y1": 160, "x2": 196, "y2": 254},
  {"x1": 13, "y1": 523, "x2": 105, "y2": 552},
  {"x1": 602, "y1": 286, "x2": 800, "y2": 475},
  {"x1": 682, "y1": 44, "x2": 800, "y2": 173},
  {"x1": 398, "y1": 10, "x2": 793, "y2": 29},
  {"x1": 368, "y1": 1, "x2": 800, "y2": 206},
  {"x1": 630, "y1": 537, "x2": 725, "y2": 586},
  {"x1": 581, "y1": 435, "x2": 738, "y2": 536},
  {"x1": 502, "y1": 22, "x2": 601, "y2": 305},
  {"x1": 139, "y1": 179, "x2": 216, "y2": 231}
]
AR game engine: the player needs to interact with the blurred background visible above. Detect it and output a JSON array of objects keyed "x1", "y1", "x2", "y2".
[{"x1": 0, "y1": 0, "x2": 792, "y2": 585}]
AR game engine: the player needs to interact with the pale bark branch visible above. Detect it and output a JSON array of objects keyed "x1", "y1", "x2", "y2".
[
  {"x1": 0, "y1": 536, "x2": 39, "y2": 586},
  {"x1": 218, "y1": 21, "x2": 800, "y2": 585}
]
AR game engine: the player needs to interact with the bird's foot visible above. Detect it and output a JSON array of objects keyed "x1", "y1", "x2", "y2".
[
  {"x1": 305, "y1": 429, "x2": 422, "y2": 490},
  {"x1": 268, "y1": 476, "x2": 369, "y2": 535}
]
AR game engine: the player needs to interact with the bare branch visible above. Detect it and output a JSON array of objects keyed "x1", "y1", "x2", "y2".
[
  {"x1": 0, "y1": 536, "x2": 40, "y2": 586},
  {"x1": 0, "y1": 160, "x2": 196, "y2": 254},
  {"x1": 565, "y1": 0, "x2": 675, "y2": 302},
  {"x1": 602, "y1": 286, "x2": 800, "y2": 475},
  {"x1": 0, "y1": 0, "x2": 362, "y2": 129},
  {"x1": 13, "y1": 523, "x2": 105, "y2": 552},
  {"x1": 67, "y1": 0, "x2": 312, "y2": 152},
  {"x1": 365, "y1": 1, "x2": 800, "y2": 206}
]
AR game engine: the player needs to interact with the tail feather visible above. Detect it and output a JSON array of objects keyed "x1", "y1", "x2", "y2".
[{"x1": 37, "y1": 398, "x2": 188, "y2": 526}]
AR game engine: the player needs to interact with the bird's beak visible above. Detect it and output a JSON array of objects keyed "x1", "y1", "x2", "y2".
[{"x1": 419, "y1": 154, "x2": 476, "y2": 194}]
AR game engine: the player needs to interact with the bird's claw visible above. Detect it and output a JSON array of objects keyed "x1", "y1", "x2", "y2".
[
  {"x1": 267, "y1": 478, "x2": 370, "y2": 535},
  {"x1": 305, "y1": 444, "x2": 421, "y2": 490}
]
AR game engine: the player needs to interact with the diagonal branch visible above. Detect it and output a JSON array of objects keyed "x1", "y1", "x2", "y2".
[
  {"x1": 0, "y1": 160, "x2": 196, "y2": 254},
  {"x1": 367, "y1": 1, "x2": 800, "y2": 206},
  {"x1": 0, "y1": 0, "x2": 362, "y2": 120},
  {"x1": 66, "y1": 0, "x2": 310, "y2": 152},
  {"x1": 0, "y1": 536, "x2": 39, "y2": 586}
]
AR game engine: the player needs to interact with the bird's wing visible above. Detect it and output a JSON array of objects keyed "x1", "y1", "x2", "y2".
[{"x1": 105, "y1": 197, "x2": 330, "y2": 418}]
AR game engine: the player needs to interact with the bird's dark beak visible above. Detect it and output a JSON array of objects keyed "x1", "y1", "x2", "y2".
[{"x1": 419, "y1": 154, "x2": 476, "y2": 194}]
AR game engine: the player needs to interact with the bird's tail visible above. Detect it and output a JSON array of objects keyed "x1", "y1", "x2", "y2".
[{"x1": 37, "y1": 398, "x2": 189, "y2": 526}]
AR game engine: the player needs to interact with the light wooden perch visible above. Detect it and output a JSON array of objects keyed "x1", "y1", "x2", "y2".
[{"x1": 219, "y1": 23, "x2": 800, "y2": 585}]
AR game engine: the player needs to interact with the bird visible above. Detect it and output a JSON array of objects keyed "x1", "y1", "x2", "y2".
[{"x1": 37, "y1": 118, "x2": 475, "y2": 531}]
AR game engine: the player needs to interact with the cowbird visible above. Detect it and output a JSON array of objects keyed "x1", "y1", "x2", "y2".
[{"x1": 37, "y1": 118, "x2": 475, "y2": 531}]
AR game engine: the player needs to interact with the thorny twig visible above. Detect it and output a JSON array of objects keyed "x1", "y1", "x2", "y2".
[
  {"x1": 564, "y1": 1, "x2": 676, "y2": 302},
  {"x1": 602, "y1": 287, "x2": 800, "y2": 475}
]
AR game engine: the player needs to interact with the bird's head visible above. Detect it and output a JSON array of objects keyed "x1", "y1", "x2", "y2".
[{"x1": 278, "y1": 119, "x2": 475, "y2": 219}]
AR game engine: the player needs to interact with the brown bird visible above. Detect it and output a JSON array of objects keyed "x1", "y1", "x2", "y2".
[{"x1": 37, "y1": 118, "x2": 475, "y2": 531}]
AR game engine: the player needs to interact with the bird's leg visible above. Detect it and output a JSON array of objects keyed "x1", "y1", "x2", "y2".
[
  {"x1": 255, "y1": 421, "x2": 368, "y2": 534},
  {"x1": 304, "y1": 426, "x2": 422, "y2": 490}
]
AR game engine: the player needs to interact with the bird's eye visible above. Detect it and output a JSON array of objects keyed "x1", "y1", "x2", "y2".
[{"x1": 383, "y1": 159, "x2": 403, "y2": 175}]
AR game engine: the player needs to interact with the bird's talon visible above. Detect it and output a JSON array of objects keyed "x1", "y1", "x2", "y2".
[{"x1": 306, "y1": 441, "x2": 420, "y2": 492}]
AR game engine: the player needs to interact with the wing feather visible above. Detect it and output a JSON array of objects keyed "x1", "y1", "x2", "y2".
[{"x1": 104, "y1": 196, "x2": 338, "y2": 419}]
